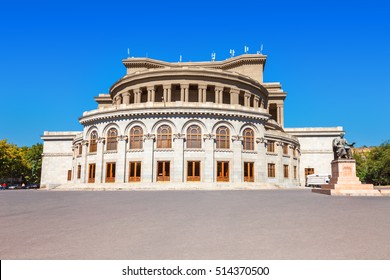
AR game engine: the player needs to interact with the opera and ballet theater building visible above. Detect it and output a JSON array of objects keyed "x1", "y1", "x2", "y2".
[{"x1": 41, "y1": 53, "x2": 343, "y2": 189}]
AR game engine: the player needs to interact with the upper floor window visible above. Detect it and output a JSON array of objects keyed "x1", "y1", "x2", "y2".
[
  {"x1": 106, "y1": 128, "x2": 118, "y2": 151},
  {"x1": 78, "y1": 144, "x2": 82, "y2": 155},
  {"x1": 267, "y1": 141, "x2": 275, "y2": 153},
  {"x1": 216, "y1": 126, "x2": 230, "y2": 149},
  {"x1": 283, "y1": 143, "x2": 289, "y2": 155},
  {"x1": 186, "y1": 125, "x2": 202, "y2": 149},
  {"x1": 243, "y1": 128, "x2": 254, "y2": 151},
  {"x1": 157, "y1": 125, "x2": 172, "y2": 149},
  {"x1": 129, "y1": 126, "x2": 143, "y2": 149},
  {"x1": 89, "y1": 131, "x2": 98, "y2": 153}
]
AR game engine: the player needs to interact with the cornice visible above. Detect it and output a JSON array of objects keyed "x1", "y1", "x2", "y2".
[{"x1": 79, "y1": 105, "x2": 270, "y2": 125}]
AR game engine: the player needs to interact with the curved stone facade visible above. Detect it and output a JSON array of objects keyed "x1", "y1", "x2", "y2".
[{"x1": 41, "y1": 54, "x2": 306, "y2": 189}]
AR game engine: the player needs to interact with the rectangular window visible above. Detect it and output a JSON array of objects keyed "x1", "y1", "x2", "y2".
[
  {"x1": 157, "y1": 161, "x2": 170, "y2": 182},
  {"x1": 78, "y1": 144, "x2": 82, "y2": 155},
  {"x1": 283, "y1": 143, "x2": 289, "y2": 155},
  {"x1": 268, "y1": 163, "x2": 276, "y2": 178},
  {"x1": 129, "y1": 161, "x2": 141, "y2": 182},
  {"x1": 187, "y1": 161, "x2": 201, "y2": 181},
  {"x1": 77, "y1": 165, "x2": 81, "y2": 179},
  {"x1": 217, "y1": 161, "x2": 229, "y2": 182},
  {"x1": 67, "y1": 170, "x2": 72, "y2": 181},
  {"x1": 244, "y1": 162, "x2": 254, "y2": 182},
  {"x1": 106, "y1": 162, "x2": 116, "y2": 183},
  {"x1": 294, "y1": 166, "x2": 297, "y2": 179},
  {"x1": 284, "y1": 165, "x2": 289, "y2": 178},
  {"x1": 305, "y1": 168, "x2": 315, "y2": 177},
  {"x1": 267, "y1": 141, "x2": 275, "y2": 153},
  {"x1": 88, "y1": 164, "x2": 96, "y2": 183}
]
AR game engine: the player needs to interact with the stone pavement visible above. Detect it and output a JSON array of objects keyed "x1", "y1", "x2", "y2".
[{"x1": 1, "y1": 189, "x2": 390, "y2": 259}]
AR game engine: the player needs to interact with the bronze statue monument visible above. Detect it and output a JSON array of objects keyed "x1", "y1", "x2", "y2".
[{"x1": 332, "y1": 133, "x2": 355, "y2": 160}]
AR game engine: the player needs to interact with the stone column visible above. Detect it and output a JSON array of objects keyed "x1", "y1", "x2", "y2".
[
  {"x1": 276, "y1": 141, "x2": 284, "y2": 184},
  {"x1": 181, "y1": 84, "x2": 189, "y2": 102},
  {"x1": 256, "y1": 137, "x2": 267, "y2": 182},
  {"x1": 133, "y1": 88, "x2": 141, "y2": 104},
  {"x1": 280, "y1": 104, "x2": 284, "y2": 127},
  {"x1": 147, "y1": 86, "x2": 155, "y2": 102},
  {"x1": 232, "y1": 135, "x2": 243, "y2": 183},
  {"x1": 215, "y1": 87, "x2": 223, "y2": 104},
  {"x1": 254, "y1": 96, "x2": 259, "y2": 108},
  {"x1": 81, "y1": 140, "x2": 89, "y2": 183},
  {"x1": 230, "y1": 89, "x2": 239, "y2": 105},
  {"x1": 95, "y1": 137, "x2": 105, "y2": 183},
  {"x1": 163, "y1": 85, "x2": 171, "y2": 102},
  {"x1": 203, "y1": 134, "x2": 215, "y2": 183},
  {"x1": 173, "y1": 133, "x2": 185, "y2": 182},
  {"x1": 142, "y1": 134, "x2": 155, "y2": 183},
  {"x1": 115, "y1": 95, "x2": 121, "y2": 105},
  {"x1": 116, "y1": 136, "x2": 128, "y2": 183},
  {"x1": 122, "y1": 91, "x2": 130, "y2": 105},
  {"x1": 244, "y1": 92, "x2": 251, "y2": 107},
  {"x1": 198, "y1": 85, "x2": 207, "y2": 103}
]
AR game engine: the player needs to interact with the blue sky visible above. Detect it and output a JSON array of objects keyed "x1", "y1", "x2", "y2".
[{"x1": 0, "y1": 0, "x2": 389, "y2": 147}]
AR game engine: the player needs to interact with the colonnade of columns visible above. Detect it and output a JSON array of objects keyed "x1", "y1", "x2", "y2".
[{"x1": 114, "y1": 83, "x2": 267, "y2": 109}]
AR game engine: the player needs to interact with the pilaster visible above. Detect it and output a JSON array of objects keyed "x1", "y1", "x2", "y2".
[
  {"x1": 230, "y1": 89, "x2": 239, "y2": 105},
  {"x1": 95, "y1": 137, "x2": 105, "y2": 183},
  {"x1": 122, "y1": 91, "x2": 130, "y2": 105},
  {"x1": 173, "y1": 133, "x2": 185, "y2": 182},
  {"x1": 142, "y1": 133, "x2": 155, "y2": 183},
  {"x1": 256, "y1": 137, "x2": 267, "y2": 182},
  {"x1": 232, "y1": 135, "x2": 243, "y2": 183},
  {"x1": 203, "y1": 133, "x2": 215, "y2": 182},
  {"x1": 116, "y1": 136, "x2": 128, "y2": 183},
  {"x1": 81, "y1": 140, "x2": 89, "y2": 183}
]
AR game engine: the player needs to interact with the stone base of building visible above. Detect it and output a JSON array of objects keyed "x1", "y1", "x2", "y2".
[
  {"x1": 312, "y1": 159, "x2": 381, "y2": 196},
  {"x1": 43, "y1": 182, "x2": 297, "y2": 191}
]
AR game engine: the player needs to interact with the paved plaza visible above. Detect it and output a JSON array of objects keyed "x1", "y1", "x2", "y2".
[{"x1": 1, "y1": 189, "x2": 390, "y2": 259}]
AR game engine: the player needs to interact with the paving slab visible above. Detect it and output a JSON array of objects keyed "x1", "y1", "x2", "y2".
[{"x1": 1, "y1": 189, "x2": 390, "y2": 259}]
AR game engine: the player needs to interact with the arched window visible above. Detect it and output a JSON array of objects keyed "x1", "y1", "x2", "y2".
[
  {"x1": 129, "y1": 126, "x2": 143, "y2": 149},
  {"x1": 186, "y1": 125, "x2": 202, "y2": 149},
  {"x1": 89, "y1": 131, "x2": 98, "y2": 153},
  {"x1": 106, "y1": 128, "x2": 118, "y2": 151},
  {"x1": 216, "y1": 126, "x2": 230, "y2": 149},
  {"x1": 243, "y1": 128, "x2": 254, "y2": 151},
  {"x1": 157, "y1": 125, "x2": 172, "y2": 149}
]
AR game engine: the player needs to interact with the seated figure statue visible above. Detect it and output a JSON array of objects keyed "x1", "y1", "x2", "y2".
[{"x1": 333, "y1": 133, "x2": 355, "y2": 160}]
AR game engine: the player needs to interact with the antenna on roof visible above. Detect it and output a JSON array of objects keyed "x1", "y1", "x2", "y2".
[
  {"x1": 211, "y1": 51, "x2": 216, "y2": 61},
  {"x1": 179, "y1": 55, "x2": 182, "y2": 63},
  {"x1": 244, "y1": 45, "x2": 249, "y2": 54},
  {"x1": 229, "y1": 49, "x2": 235, "y2": 57},
  {"x1": 127, "y1": 48, "x2": 130, "y2": 58}
]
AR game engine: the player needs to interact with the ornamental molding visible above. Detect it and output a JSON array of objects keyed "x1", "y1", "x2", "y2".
[
  {"x1": 203, "y1": 133, "x2": 215, "y2": 140},
  {"x1": 143, "y1": 133, "x2": 155, "y2": 141},
  {"x1": 81, "y1": 140, "x2": 89, "y2": 146},
  {"x1": 117, "y1": 135, "x2": 128, "y2": 141},
  {"x1": 231, "y1": 135, "x2": 243, "y2": 142},
  {"x1": 42, "y1": 153, "x2": 73, "y2": 157},
  {"x1": 98, "y1": 137, "x2": 106, "y2": 143},
  {"x1": 173, "y1": 133, "x2": 186, "y2": 140},
  {"x1": 256, "y1": 137, "x2": 266, "y2": 144}
]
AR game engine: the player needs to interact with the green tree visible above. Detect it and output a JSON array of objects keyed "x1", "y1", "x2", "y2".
[
  {"x1": 354, "y1": 141, "x2": 390, "y2": 186},
  {"x1": 0, "y1": 140, "x2": 43, "y2": 185}
]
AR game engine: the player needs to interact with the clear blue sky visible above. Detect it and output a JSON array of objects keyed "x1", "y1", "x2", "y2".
[{"x1": 0, "y1": 0, "x2": 389, "y2": 147}]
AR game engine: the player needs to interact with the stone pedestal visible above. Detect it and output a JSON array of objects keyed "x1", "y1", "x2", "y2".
[{"x1": 312, "y1": 159, "x2": 381, "y2": 196}]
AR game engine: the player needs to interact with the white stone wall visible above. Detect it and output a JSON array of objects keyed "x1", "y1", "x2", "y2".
[
  {"x1": 40, "y1": 132, "x2": 80, "y2": 188},
  {"x1": 285, "y1": 127, "x2": 344, "y2": 186}
]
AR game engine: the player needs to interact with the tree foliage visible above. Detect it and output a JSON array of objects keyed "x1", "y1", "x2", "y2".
[
  {"x1": 354, "y1": 141, "x2": 390, "y2": 186},
  {"x1": 0, "y1": 139, "x2": 43, "y2": 184}
]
